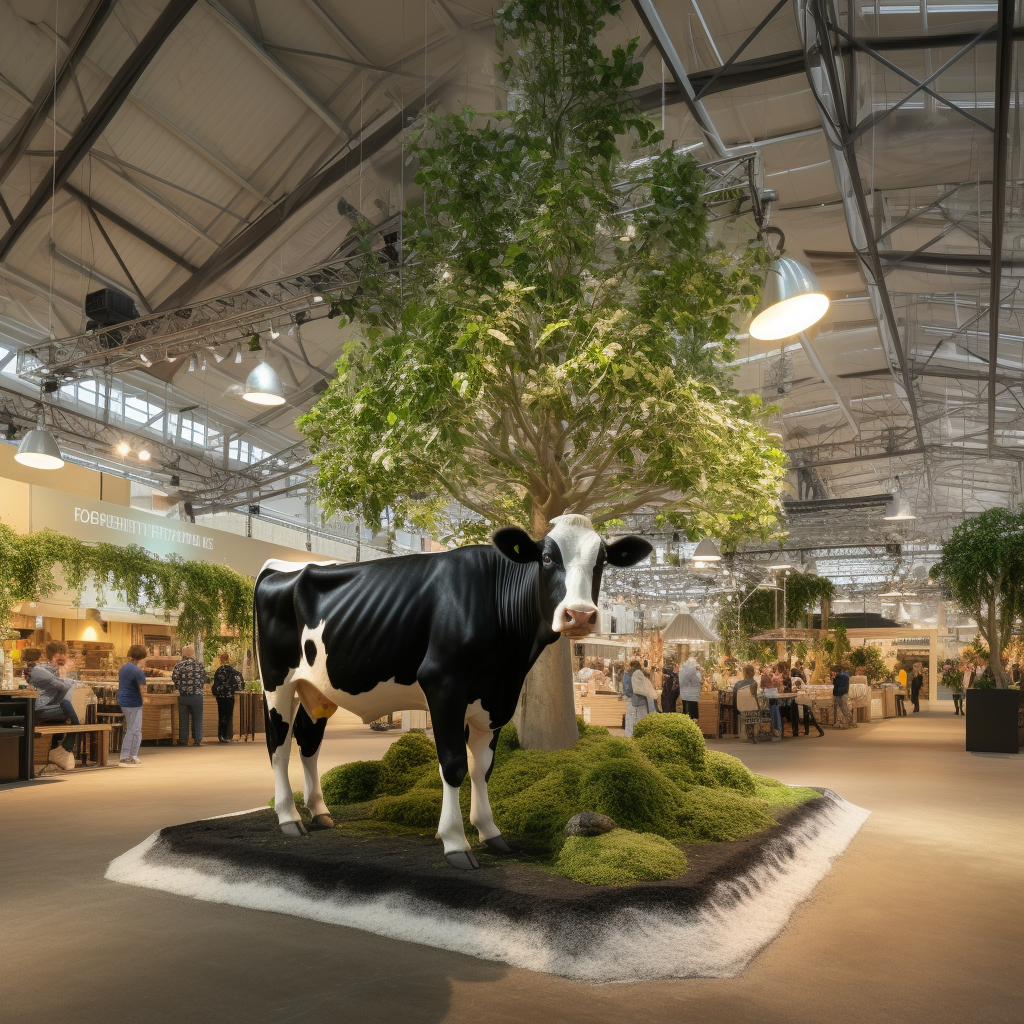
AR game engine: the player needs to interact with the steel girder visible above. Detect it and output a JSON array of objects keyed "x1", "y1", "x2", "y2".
[
  {"x1": 0, "y1": 0, "x2": 118, "y2": 194},
  {"x1": 0, "y1": 0, "x2": 199, "y2": 264}
]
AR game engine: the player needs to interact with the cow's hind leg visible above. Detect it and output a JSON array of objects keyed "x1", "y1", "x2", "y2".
[
  {"x1": 264, "y1": 682, "x2": 303, "y2": 835},
  {"x1": 292, "y1": 705, "x2": 333, "y2": 829},
  {"x1": 466, "y1": 712, "x2": 511, "y2": 854}
]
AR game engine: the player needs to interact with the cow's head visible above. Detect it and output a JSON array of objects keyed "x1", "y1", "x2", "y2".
[{"x1": 492, "y1": 514, "x2": 653, "y2": 637}]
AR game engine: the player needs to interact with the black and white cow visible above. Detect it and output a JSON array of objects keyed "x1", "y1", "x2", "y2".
[{"x1": 254, "y1": 514, "x2": 652, "y2": 869}]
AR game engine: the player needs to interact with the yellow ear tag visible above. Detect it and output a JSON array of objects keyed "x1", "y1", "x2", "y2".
[{"x1": 296, "y1": 679, "x2": 338, "y2": 721}]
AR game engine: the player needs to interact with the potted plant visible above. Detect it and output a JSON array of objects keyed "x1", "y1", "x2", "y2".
[{"x1": 931, "y1": 508, "x2": 1024, "y2": 752}]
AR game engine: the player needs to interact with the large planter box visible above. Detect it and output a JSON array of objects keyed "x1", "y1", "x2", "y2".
[{"x1": 966, "y1": 688, "x2": 1024, "y2": 754}]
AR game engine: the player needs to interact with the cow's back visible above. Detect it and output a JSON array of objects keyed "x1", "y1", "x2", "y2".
[{"x1": 254, "y1": 547, "x2": 513, "y2": 698}]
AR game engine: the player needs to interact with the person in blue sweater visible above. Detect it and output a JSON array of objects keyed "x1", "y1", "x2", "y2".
[{"x1": 117, "y1": 645, "x2": 148, "y2": 765}]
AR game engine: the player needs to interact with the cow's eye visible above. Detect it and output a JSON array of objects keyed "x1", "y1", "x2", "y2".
[{"x1": 543, "y1": 554, "x2": 552, "y2": 565}]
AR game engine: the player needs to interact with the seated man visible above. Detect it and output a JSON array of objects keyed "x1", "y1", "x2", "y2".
[{"x1": 29, "y1": 641, "x2": 78, "y2": 770}]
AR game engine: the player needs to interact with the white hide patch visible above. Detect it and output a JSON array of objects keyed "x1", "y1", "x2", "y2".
[
  {"x1": 105, "y1": 790, "x2": 869, "y2": 982},
  {"x1": 546, "y1": 514, "x2": 602, "y2": 634},
  {"x1": 291, "y1": 619, "x2": 429, "y2": 724}
]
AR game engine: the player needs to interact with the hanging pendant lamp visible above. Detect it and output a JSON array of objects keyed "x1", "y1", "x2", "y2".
[
  {"x1": 750, "y1": 257, "x2": 829, "y2": 341},
  {"x1": 243, "y1": 360, "x2": 286, "y2": 406},
  {"x1": 692, "y1": 537, "x2": 722, "y2": 562},
  {"x1": 16, "y1": 412, "x2": 64, "y2": 470}
]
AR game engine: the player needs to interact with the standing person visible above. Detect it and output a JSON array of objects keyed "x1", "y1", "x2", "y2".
[
  {"x1": 660, "y1": 664, "x2": 679, "y2": 713},
  {"x1": 172, "y1": 644, "x2": 207, "y2": 746},
  {"x1": 118, "y1": 645, "x2": 148, "y2": 765},
  {"x1": 910, "y1": 662, "x2": 924, "y2": 714},
  {"x1": 29, "y1": 641, "x2": 78, "y2": 771},
  {"x1": 212, "y1": 650, "x2": 245, "y2": 743},
  {"x1": 831, "y1": 664, "x2": 852, "y2": 728},
  {"x1": 677, "y1": 657, "x2": 702, "y2": 719},
  {"x1": 625, "y1": 660, "x2": 658, "y2": 736}
]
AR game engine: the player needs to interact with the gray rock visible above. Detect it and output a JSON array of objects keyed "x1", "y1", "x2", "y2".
[{"x1": 565, "y1": 812, "x2": 617, "y2": 837}]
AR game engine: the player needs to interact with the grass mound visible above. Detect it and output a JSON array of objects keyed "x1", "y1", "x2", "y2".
[
  {"x1": 315, "y1": 710, "x2": 818, "y2": 884},
  {"x1": 321, "y1": 760, "x2": 381, "y2": 806},
  {"x1": 554, "y1": 830, "x2": 688, "y2": 886},
  {"x1": 700, "y1": 749, "x2": 757, "y2": 795},
  {"x1": 632, "y1": 713, "x2": 706, "y2": 772},
  {"x1": 378, "y1": 731, "x2": 438, "y2": 795},
  {"x1": 371, "y1": 789, "x2": 443, "y2": 828}
]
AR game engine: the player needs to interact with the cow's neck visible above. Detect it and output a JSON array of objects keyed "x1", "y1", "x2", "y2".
[{"x1": 491, "y1": 554, "x2": 558, "y2": 669}]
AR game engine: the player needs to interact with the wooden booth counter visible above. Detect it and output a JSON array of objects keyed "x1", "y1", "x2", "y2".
[
  {"x1": 576, "y1": 690, "x2": 626, "y2": 729},
  {"x1": 92, "y1": 685, "x2": 263, "y2": 744}
]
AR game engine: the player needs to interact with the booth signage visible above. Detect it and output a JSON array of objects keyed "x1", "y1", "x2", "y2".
[
  {"x1": 25, "y1": 484, "x2": 334, "y2": 576},
  {"x1": 72, "y1": 506, "x2": 215, "y2": 550}
]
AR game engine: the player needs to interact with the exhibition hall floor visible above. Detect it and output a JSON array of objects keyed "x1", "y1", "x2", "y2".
[{"x1": 1, "y1": 711, "x2": 1020, "y2": 1024}]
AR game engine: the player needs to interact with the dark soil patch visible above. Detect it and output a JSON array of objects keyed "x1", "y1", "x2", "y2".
[{"x1": 150, "y1": 796, "x2": 828, "y2": 924}]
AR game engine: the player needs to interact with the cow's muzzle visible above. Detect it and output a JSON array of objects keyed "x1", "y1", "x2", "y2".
[{"x1": 560, "y1": 607, "x2": 598, "y2": 636}]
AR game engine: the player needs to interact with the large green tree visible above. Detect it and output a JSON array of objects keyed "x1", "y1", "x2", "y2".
[
  {"x1": 931, "y1": 507, "x2": 1024, "y2": 687},
  {"x1": 299, "y1": 0, "x2": 785, "y2": 544}
]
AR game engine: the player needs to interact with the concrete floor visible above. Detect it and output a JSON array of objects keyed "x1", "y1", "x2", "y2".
[{"x1": 1, "y1": 709, "x2": 1020, "y2": 1024}]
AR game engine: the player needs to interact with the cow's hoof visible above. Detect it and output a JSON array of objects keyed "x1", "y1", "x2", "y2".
[
  {"x1": 444, "y1": 850, "x2": 481, "y2": 870},
  {"x1": 483, "y1": 835, "x2": 514, "y2": 855},
  {"x1": 308, "y1": 814, "x2": 335, "y2": 830},
  {"x1": 280, "y1": 820, "x2": 307, "y2": 837}
]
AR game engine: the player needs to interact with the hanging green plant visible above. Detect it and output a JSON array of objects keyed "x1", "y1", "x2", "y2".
[{"x1": 0, "y1": 524, "x2": 254, "y2": 648}]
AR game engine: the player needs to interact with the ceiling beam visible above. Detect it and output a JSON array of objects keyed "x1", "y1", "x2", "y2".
[
  {"x1": 64, "y1": 183, "x2": 200, "y2": 273},
  {"x1": 988, "y1": 0, "x2": 1015, "y2": 448},
  {"x1": 159, "y1": 88, "x2": 437, "y2": 309},
  {"x1": 0, "y1": 0, "x2": 117, "y2": 190},
  {"x1": 0, "y1": 0, "x2": 199, "y2": 265},
  {"x1": 630, "y1": 0, "x2": 729, "y2": 158},
  {"x1": 204, "y1": 0, "x2": 350, "y2": 138}
]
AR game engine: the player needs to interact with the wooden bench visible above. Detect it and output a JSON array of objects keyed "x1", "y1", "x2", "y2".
[{"x1": 34, "y1": 724, "x2": 112, "y2": 768}]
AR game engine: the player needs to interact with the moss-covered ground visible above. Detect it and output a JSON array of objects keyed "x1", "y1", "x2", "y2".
[{"x1": 306, "y1": 715, "x2": 819, "y2": 886}]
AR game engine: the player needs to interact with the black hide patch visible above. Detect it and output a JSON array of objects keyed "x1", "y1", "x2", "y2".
[
  {"x1": 264, "y1": 702, "x2": 290, "y2": 760},
  {"x1": 304, "y1": 639, "x2": 317, "y2": 666},
  {"x1": 292, "y1": 704, "x2": 327, "y2": 759}
]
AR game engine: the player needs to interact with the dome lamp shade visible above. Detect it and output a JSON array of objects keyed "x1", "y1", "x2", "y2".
[
  {"x1": 243, "y1": 361, "x2": 286, "y2": 406},
  {"x1": 882, "y1": 493, "x2": 916, "y2": 521},
  {"x1": 15, "y1": 419, "x2": 63, "y2": 470},
  {"x1": 692, "y1": 537, "x2": 722, "y2": 562},
  {"x1": 749, "y1": 257, "x2": 829, "y2": 341}
]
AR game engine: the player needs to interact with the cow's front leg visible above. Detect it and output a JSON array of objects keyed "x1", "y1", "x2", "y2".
[
  {"x1": 426, "y1": 690, "x2": 478, "y2": 870},
  {"x1": 264, "y1": 683, "x2": 303, "y2": 836},
  {"x1": 466, "y1": 713, "x2": 512, "y2": 854}
]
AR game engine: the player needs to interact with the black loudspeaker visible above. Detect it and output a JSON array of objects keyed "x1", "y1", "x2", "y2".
[{"x1": 85, "y1": 288, "x2": 139, "y2": 329}]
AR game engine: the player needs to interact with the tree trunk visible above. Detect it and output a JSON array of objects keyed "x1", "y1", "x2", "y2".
[
  {"x1": 988, "y1": 594, "x2": 1007, "y2": 688},
  {"x1": 510, "y1": 503, "x2": 579, "y2": 750},
  {"x1": 513, "y1": 636, "x2": 580, "y2": 750}
]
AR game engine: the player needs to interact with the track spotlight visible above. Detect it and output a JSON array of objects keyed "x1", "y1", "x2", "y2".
[
  {"x1": 139, "y1": 352, "x2": 151, "y2": 366},
  {"x1": 188, "y1": 355, "x2": 196, "y2": 372},
  {"x1": 115, "y1": 441, "x2": 131, "y2": 457},
  {"x1": 235, "y1": 343, "x2": 243, "y2": 364},
  {"x1": 312, "y1": 293, "x2": 324, "y2": 303},
  {"x1": 270, "y1": 325, "x2": 280, "y2": 340},
  {"x1": 138, "y1": 448, "x2": 151, "y2": 461}
]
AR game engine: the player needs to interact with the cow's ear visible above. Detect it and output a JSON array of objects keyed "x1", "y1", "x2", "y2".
[
  {"x1": 493, "y1": 527, "x2": 542, "y2": 564},
  {"x1": 605, "y1": 536, "x2": 653, "y2": 567}
]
